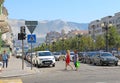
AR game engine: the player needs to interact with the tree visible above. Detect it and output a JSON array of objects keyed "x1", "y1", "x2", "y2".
[
  {"x1": 108, "y1": 26, "x2": 119, "y2": 50},
  {"x1": 96, "y1": 35, "x2": 105, "y2": 50},
  {"x1": 0, "y1": 0, "x2": 4, "y2": 4},
  {"x1": 0, "y1": 0, "x2": 4, "y2": 15}
]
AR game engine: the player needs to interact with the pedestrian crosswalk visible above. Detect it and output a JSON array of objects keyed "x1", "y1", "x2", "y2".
[{"x1": 0, "y1": 79, "x2": 22, "y2": 83}]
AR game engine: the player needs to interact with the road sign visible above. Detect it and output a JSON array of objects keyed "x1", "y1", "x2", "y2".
[
  {"x1": 27, "y1": 26, "x2": 36, "y2": 34},
  {"x1": 27, "y1": 34, "x2": 36, "y2": 43},
  {"x1": 25, "y1": 21, "x2": 38, "y2": 34},
  {"x1": 25, "y1": 21, "x2": 38, "y2": 25}
]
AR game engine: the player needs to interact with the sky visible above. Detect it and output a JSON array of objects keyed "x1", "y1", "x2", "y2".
[{"x1": 4, "y1": 0, "x2": 120, "y2": 23}]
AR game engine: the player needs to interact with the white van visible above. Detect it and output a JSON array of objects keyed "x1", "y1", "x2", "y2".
[{"x1": 34, "y1": 51, "x2": 55, "y2": 67}]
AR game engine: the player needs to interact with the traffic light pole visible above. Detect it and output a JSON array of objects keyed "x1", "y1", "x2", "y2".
[{"x1": 22, "y1": 39, "x2": 24, "y2": 70}]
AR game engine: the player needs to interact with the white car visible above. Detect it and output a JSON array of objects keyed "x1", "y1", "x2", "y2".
[
  {"x1": 16, "y1": 52, "x2": 22, "y2": 58},
  {"x1": 70, "y1": 52, "x2": 74, "y2": 61},
  {"x1": 34, "y1": 51, "x2": 56, "y2": 67}
]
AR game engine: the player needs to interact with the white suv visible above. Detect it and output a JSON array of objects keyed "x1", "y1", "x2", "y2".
[{"x1": 34, "y1": 51, "x2": 55, "y2": 67}]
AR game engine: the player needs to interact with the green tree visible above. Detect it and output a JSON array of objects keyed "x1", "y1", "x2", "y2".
[
  {"x1": 0, "y1": 0, "x2": 4, "y2": 15},
  {"x1": 96, "y1": 35, "x2": 105, "y2": 50},
  {"x1": 108, "y1": 26, "x2": 119, "y2": 50}
]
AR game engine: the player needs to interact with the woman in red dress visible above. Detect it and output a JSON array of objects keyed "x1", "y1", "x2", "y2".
[{"x1": 65, "y1": 50, "x2": 73, "y2": 70}]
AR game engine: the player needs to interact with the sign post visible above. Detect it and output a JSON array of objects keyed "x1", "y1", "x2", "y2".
[{"x1": 25, "y1": 21, "x2": 38, "y2": 70}]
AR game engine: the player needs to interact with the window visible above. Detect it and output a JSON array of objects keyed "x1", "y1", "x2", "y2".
[{"x1": 39, "y1": 52, "x2": 52, "y2": 56}]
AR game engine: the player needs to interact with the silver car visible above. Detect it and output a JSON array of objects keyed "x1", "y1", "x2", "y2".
[{"x1": 92, "y1": 52, "x2": 119, "y2": 66}]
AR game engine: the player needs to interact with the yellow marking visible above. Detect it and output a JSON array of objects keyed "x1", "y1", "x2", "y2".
[{"x1": 0, "y1": 79, "x2": 22, "y2": 83}]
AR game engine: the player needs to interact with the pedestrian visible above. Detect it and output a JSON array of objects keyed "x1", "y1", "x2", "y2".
[
  {"x1": 65, "y1": 50, "x2": 73, "y2": 70},
  {"x1": 73, "y1": 50, "x2": 79, "y2": 71},
  {"x1": 2, "y1": 50, "x2": 9, "y2": 68}
]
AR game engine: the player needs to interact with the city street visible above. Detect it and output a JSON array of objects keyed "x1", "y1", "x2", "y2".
[{"x1": 2, "y1": 60, "x2": 120, "y2": 83}]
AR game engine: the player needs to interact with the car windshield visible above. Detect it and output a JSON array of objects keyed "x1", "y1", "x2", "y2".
[
  {"x1": 70, "y1": 52, "x2": 74, "y2": 55},
  {"x1": 101, "y1": 53, "x2": 113, "y2": 57},
  {"x1": 53, "y1": 52, "x2": 60, "y2": 55},
  {"x1": 38, "y1": 52, "x2": 52, "y2": 56}
]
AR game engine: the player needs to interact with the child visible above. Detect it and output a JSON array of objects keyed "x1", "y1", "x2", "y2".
[{"x1": 65, "y1": 50, "x2": 73, "y2": 70}]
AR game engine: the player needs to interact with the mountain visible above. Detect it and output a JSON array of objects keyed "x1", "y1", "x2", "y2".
[{"x1": 8, "y1": 19, "x2": 88, "y2": 44}]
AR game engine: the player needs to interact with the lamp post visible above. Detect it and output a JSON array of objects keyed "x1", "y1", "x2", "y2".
[
  {"x1": 52, "y1": 41, "x2": 55, "y2": 52},
  {"x1": 91, "y1": 25, "x2": 95, "y2": 51},
  {"x1": 101, "y1": 22, "x2": 112, "y2": 52},
  {"x1": 60, "y1": 37, "x2": 66, "y2": 54},
  {"x1": 76, "y1": 33, "x2": 83, "y2": 52}
]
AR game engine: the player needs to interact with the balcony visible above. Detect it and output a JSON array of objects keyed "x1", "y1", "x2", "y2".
[{"x1": 0, "y1": 16, "x2": 10, "y2": 33}]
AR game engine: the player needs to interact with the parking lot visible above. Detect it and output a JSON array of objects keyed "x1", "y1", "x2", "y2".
[{"x1": 19, "y1": 60, "x2": 120, "y2": 83}]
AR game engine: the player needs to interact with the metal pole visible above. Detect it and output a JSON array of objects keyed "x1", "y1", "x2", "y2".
[
  {"x1": 31, "y1": 34, "x2": 33, "y2": 70},
  {"x1": 22, "y1": 39, "x2": 24, "y2": 70},
  {"x1": 106, "y1": 27, "x2": 109, "y2": 52}
]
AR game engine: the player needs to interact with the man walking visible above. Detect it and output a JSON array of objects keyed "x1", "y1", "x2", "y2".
[{"x1": 2, "y1": 50, "x2": 9, "y2": 68}]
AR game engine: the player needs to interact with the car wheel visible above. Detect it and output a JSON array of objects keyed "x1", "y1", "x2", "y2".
[
  {"x1": 37, "y1": 61, "x2": 40, "y2": 68},
  {"x1": 92, "y1": 60, "x2": 96, "y2": 65},
  {"x1": 100, "y1": 60, "x2": 103, "y2": 66},
  {"x1": 52, "y1": 64, "x2": 55, "y2": 67},
  {"x1": 115, "y1": 62, "x2": 118, "y2": 66}
]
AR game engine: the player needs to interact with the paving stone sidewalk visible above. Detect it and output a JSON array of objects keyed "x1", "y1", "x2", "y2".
[{"x1": 0, "y1": 55, "x2": 39, "y2": 78}]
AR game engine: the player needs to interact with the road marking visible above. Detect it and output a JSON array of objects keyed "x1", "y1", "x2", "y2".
[
  {"x1": 96, "y1": 82, "x2": 107, "y2": 83},
  {"x1": 0, "y1": 79, "x2": 22, "y2": 83}
]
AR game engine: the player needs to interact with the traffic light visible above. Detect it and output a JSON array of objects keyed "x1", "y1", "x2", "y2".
[
  {"x1": 20, "y1": 26, "x2": 25, "y2": 33},
  {"x1": 18, "y1": 26, "x2": 26, "y2": 40},
  {"x1": 18, "y1": 33, "x2": 26, "y2": 40},
  {"x1": 22, "y1": 33, "x2": 26, "y2": 40},
  {"x1": 18, "y1": 33, "x2": 22, "y2": 40}
]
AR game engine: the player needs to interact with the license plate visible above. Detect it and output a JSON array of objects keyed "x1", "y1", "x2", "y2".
[{"x1": 109, "y1": 61, "x2": 114, "y2": 63}]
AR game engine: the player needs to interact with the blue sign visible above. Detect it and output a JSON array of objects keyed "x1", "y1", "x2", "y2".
[{"x1": 27, "y1": 34, "x2": 36, "y2": 43}]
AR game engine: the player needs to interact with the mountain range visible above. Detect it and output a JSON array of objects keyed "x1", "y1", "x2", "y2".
[{"x1": 8, "y1": 19, "x2": 88, "y2": 44}]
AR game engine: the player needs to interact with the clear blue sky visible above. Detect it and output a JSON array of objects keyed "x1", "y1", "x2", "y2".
[{"x1": 4, "y1": 0, "x2": 120, "y2": 23}]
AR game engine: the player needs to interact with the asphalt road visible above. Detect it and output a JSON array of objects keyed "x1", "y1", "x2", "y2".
[{"x1": 3, "y1": 61, "x2": 120, "y2": 83}]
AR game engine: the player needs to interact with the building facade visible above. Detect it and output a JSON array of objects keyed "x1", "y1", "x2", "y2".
[
  {"x1": 45, "y1": 29, "x2": 88, "y2": 44},
  {"x1": 89, "y1": 12, "x2": 120, "y2": 39}
]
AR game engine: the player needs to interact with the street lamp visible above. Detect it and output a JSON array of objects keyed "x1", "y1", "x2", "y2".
[
  {"x1": 101, "y1": 22, "x2": 112, "y2": 52},
  {"x1": 60, "y1": 37, "x2": 66, "y2": 54}
]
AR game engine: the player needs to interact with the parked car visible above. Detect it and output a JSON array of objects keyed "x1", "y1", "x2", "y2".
[
  {"x1": 16, "y1": 52, "x2": 22, "y2": 58},
  {"x1": 92, "y1": 52, "x2": 119, "y2": 66},
  {"x1": 70, "y1": 52, "x2": 74, "y2": 61},
  {"x1": 86, "y1": 52, "x2": 100, "y2": 64},
  {"x1": 78, "y1": 52, "x2": 86, "y2": 61},
  {"x1": 53, "y1": 52, "x2": 61, "y2": 61},
  {"x1": 34, "y1": 51, "x2": 56, "y2": 68}
]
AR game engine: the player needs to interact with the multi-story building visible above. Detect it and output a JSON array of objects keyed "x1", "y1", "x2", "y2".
[
  {"x1": 45, "y1": 31, "x2": 61, "y2": 45},
  {"x1": 67, "y1": 29, "x2": 88, "y2": 38},
  {"x1": 89, "y1": 12, "x2": 120, "y2": 39},
  {"x1": 45, "y1": 29, "x2": 88, "y2": 44}
]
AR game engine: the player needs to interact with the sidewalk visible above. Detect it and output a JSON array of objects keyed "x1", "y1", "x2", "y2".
[{"x1": 0, "y1": 55, "x2": 39, "y2": 78}]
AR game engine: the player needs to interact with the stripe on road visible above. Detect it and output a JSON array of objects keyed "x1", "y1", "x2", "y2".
[{"x1": 0, "y1": 79, "x2": 22, "y2": 83}]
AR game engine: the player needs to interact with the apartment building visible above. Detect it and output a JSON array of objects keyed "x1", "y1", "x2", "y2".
[
  {"x1": 89, "y1": 12, "x2": 120, "y2": 39},
  {"x1": 45, "y1": 29, "x2": 88, "y2": 44}
]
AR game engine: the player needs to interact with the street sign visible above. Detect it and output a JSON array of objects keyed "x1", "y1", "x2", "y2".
[
  {"x1": 27, "y1": 26, "x2": 36, "y2": 34},
  {"x1": 25, "y1": 21, "x2": 38, "y2": 34},
  {"x1": 25, "y1": 21, "x2": 38, "y2": 25},
  {"x1": 27, "y1": 34, "x2": 36, "y2": 43}
]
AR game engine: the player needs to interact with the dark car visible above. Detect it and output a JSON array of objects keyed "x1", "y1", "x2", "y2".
[
  {"x1": 86, "y1": 52, "x2": 100, "y2": 64},
  {"x1": 78, "y1": 52, "x2": 86, "y2": 61},
  {"x1": 92, "y1": 52, "x2": 119, "y2": 66}
]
